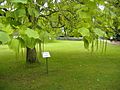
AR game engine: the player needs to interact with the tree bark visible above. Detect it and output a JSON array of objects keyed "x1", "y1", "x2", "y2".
[{"x1": 26, "y1": 47, "x2": 37, "y2": 63}]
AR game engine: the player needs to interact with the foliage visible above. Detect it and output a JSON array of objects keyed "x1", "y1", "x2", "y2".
[
  {"x1": 0, "y1": 0, "x2": 119, "y2": 56},
  {"x1": 0, "y1": 31, "x2": 10, "y2": 43}
]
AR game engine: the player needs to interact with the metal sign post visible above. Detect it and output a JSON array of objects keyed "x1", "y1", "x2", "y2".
[
  {"x1": 42, "y1": 52, "x2": 51, "y2": 74},
  {"x1": 46, "y1": 58, "x2": 48, "y2": 74}
]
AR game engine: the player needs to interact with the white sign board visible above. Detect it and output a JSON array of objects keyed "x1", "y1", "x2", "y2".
[{"x1": 42, "y1": 52, "x2": 51, "y2": 58}]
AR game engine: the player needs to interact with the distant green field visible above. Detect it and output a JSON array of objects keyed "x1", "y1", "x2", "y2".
[{"x1": 0, "y1": 40, "x2": 120, "y2": 90}]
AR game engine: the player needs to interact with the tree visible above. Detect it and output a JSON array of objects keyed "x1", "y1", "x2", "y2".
[
  {"x1": 0, "y1": 0, "x2": 78, "y2": 63},
  {"x1": 105, "y1": 0, "x2": 120, "y2": 40},
  {"x1": 0, "y1": 0, "x2": 116, "y2": 63}
]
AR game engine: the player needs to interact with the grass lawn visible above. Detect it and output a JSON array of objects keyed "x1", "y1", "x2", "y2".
[{"x1": 0, "y1": 40, "x2": 120, "y2": 90}]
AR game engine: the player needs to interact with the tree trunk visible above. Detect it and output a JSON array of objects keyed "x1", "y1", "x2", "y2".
[{"x1": 26, "y1": 47, "x2": 37, "y2": 63}]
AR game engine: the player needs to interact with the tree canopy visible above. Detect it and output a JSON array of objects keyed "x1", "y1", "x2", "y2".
[{"x1": 0, "y1": 0, "x2": 119, "y2": 62}]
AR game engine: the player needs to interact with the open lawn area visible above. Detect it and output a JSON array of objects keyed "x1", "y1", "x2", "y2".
[{"x1": 0, "y1": 40, "x2": 120, "y2": 90}]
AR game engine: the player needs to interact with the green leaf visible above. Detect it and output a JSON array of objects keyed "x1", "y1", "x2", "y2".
[
  {"x1": 78, "y1": 12, "x2": 91, "y2": 18},
  {"x1": 39, "y1": 31, "x2": 50, "y2": 42},
  {"x1": 22, "y1": 35, "x2": 36, "y2": 49},
  {"x1": 36, "y1": 0, "x2": 45, "y2": 5},
  {"x1": 0, "y1": 31, "x2": 10, "y2": 44},
  {"x1": 0, "y1": 9, "x2": 5, "y2": 16},
  {"x1": 94, "y1": 28, "x2": 105, "y2": 37},
  {"x1": 81, "y1": 22, "x2": 91, "y2": 28},
  {"x1": 3, "y1": 24, "x2": 13, "y2": 34},
  {"x1": 10, "y1": 0, "x2": 27, "y2": 4},
  {"x1": 0, "y1": 24, "x2": 13, "y2": 34},
  {"x1": 83, "y1": 37, "x2": 89, "y2": 49},
  {"x1": 78, "y1": 27, "x2": 90, "y2": 36},
  {"x1": 9, "y1": 39, "x2": 20, "y2": 52},
  {"x1": 25, "y1": 28, "x2": 39, "y2": 39},
  {"x1": 14, "y1": 8, "x2": 26, "y2": 17},
  {"x1": 34, "y1": 9, "x2": 39, "y2": 17},
  {"x1": 118, "y1": 26, "x2": 120, "y2": 29},
  {"x1": 28, "y1": 7, "x2": 39, "y2": 17},
  {"x1": 28, "y1": 7, "x2": 33, "y2": 16}
]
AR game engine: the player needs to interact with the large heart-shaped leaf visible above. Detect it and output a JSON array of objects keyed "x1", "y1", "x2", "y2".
[
  {"x1": 14, "y1": 8, "x2": 26, "y2": 17},
  {"x1": 79, "y1": 27, "x2": 90, "y2": 36},
  {"x1": 28, "y1": 7, "x2": 39, "y2": 17},
  {"x1": 94, "y1": 28, "x2": 105, "y2": 37},
  {"x1": 83, "y1": 36, "x2": 89, "y2": 49},
  {"x1": 0, "y1": 31, "x2": 10, "y2": 44},
  {"x1": 25, "y1": 28, "x2": 39, "y2": 39},
  {"x1": 9, "y1": 39, "x2": 20, "y2": 52},
  {"x1": 21, "y1": 35, "x2": 36, "y2": 49}
]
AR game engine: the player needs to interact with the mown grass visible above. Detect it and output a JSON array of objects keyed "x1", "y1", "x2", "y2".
[{"x1": 0, "y1": 40, "x2": 120, "y2": 90}]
